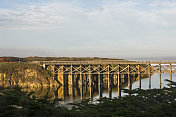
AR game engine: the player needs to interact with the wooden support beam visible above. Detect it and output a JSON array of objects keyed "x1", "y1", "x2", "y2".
[
  {"x1": 89, "y1": 65, "x2": 92, "y2": 86},
  {"x1": 56, "y1": 65, "x2": 65, "y2": 85},
  {"x1": 98, "y1": 65, "x2": 101, "y2": 86},
  {"x1": 108, "y1": 86, "x2": 112, "y2": 98},
  {"x1": 148, "y1": 64, "x2": 151, "y2": 89},
  {"x1": 70, "y1": 65, "x2": 74, "y2": 85},
  {"x1": 118, "y1": 65, "x2": 121, "y2": 98},
  {"x1": 89, "y1": 85, "x2": 93, "y2": 99},
  {"x1": 159, "y1": 64, "x2": 161, "y2": 89},
  {"x1": 80, "y1": 85, "x2": 84, "y2": 100},
  {"x1": 98, "y1": 65, "x2": 102, "y2": 98},
  {"x1": 170, "y1": 64, "x2": 172, "y2": 81},
  {"x1": 63, "y1": 85, "x2": 66, "y2": 101},
  {"x1": 80, "y1": 65, "x2": 83, "y2": 86},
  {"x1": 53, "y1": 65, "x2": 57, "y2": 84},
  {"x1": 98, "y1": 83, "x2": 102, "y2": 98},
  {"x1": 108, "y1": 64, "x2": 111, "y2": 88},
  {"x1": 128, "y1": 65, "x2": 131, "y2": 90},
  {"x1": 98, "y1": 72, "x2": 101, "y2": 86},
  {"x1": 71, "y1": 85, "x2": 75, "y2": 102},
  {"x1": 138, "y1": 65, "x2": 141, "y2": 89},
  {"x1": 107, "y1": 65, "x2": 112, "y2": 98}
]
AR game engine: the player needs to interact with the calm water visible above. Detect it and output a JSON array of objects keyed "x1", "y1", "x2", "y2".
[
  {"x1": 79, "y1": 73, "x2": 174, "y2": 102},
  {"x1": 20, "y1": 73, "x2": 176, "y2": 105}
]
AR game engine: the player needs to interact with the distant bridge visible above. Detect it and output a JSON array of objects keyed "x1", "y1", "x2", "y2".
[{"x1": 33, "y1": 60, "x2": 176, "y2": 98}]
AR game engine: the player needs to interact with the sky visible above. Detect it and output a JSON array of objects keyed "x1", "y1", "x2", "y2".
[{"x1": 0, "y1": 0, "x2": 176, "y2": 59}]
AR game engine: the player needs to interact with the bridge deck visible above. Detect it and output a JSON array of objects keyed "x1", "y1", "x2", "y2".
[
  {"x1": 35, "y1": 60, "x2": 176, "y2": 65},
  {"x1": 35, "y1": 60, "x2": 176, "y2": 90}
]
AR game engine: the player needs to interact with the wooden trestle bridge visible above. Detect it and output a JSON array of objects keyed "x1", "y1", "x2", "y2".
[{"x1": 36, "y1": 60, "x2": 176, "y2": 98}]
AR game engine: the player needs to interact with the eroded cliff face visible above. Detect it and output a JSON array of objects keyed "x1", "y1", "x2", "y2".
[{"x1": 0, "y1": 63, "x2": 59, "y2": 88}]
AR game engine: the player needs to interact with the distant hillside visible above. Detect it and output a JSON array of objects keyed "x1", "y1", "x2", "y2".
[
  {"x1": 0, "y1": 63, "x2": 58, "y2": 88},
  {"x1": 0, "y1": 56, "x2": 124, "y2": 62},
  {"x1": 0, "y1": 57, "x2": 20, "y2": 62}
]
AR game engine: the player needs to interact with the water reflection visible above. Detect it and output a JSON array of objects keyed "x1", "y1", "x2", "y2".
[{"x1": 13, "y1": 73, "x2": 176, "y2": 104}]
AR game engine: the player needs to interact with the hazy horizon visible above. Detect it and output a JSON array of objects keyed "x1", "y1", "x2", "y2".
[{"x1": 1, "y1": 55, "x2": 176, "y2": 61}]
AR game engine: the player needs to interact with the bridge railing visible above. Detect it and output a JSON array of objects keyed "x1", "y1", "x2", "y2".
[{"x1": 130, "y1": 60, "x2": 176, "y2": 64}]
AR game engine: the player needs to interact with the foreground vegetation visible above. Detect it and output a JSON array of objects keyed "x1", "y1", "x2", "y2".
[{"x1": 1, "y1": 80, "x2": 176, "y2": 117}]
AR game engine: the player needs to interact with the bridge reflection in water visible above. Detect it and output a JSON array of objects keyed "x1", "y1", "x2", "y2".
[
  {"x1": 22, "y1": 73, "x2": 175, "y2": 103},
  {"x1": 29, "y1": 60, "x2": 176, "y2": 102}
]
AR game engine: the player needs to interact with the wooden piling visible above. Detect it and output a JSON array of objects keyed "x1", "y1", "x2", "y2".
[
  {"x1": 148, "y1": 64, "x2": 151, "y2": 89},
  {"x1": 57, "y1": 65, "x2": 65, "y2": 85},
  {"x1": 89, "y1": 85, "x2": 93, "y2": 99},
  {"x1": 108, "y1": 86, "x2": 112, "y2": 98},
  {"x1": 159, "y1": 64, "x2": 161, "y2": 89},
  {"x1": 80, "y1": 85, "x2": 84, "y2": 100},
  {"x1": 99, "y1": 77, "x2": 102, "y2": 97},
  {"x1": 71, "y1": 85, "x2": 75, "y2": 102},
  {"x1": 138, "y1": 65, "x2": 141, "y2": 89},
  {"x1": 63, "y1": 85, "x2": 66, "y2": 101},
  {"x1": 98, "y1": 65, "x2": 102, "y2": 98},
  {"x1": 118, "y1": 65, "x2": 121, "y2": 98},
  {"x1": 128, "y1": 65, "x2": 131, "y2": 90},
  {"x1": 70, "y1": 65, "x2": 74, "y2": 85},
  {"x1": 80, "y1": 65, "x2": 83, "y2": 86},
  {"x1": 108, "y1": 65, "x2": 111, "y2": 88},
  {"x1": 170, "y1": 64, "x2": 172, "y2": 81},
  {"x1": 89, "y1": 65, "x2": 92, "y2": 86}
]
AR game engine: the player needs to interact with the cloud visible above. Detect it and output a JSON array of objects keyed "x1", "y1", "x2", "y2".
[
  {"x1": 0, "y1": 0, "x2": 176, "y2": 57},
  {"x1": 0, "y1": 0, "x2": 176, "y2": 29},
  {"x1": 0, "y1": 2, "x2": 80, "y2": 29}
]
